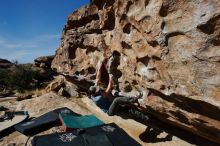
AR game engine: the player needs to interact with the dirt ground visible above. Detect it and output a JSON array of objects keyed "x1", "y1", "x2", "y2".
[{"x1": 0, "y1": 92, "x2": 193, "y2": 146}]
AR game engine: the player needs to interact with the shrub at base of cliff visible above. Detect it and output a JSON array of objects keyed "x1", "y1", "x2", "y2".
[
  {"x1": 0, "y1": 70, "x2": 8, "y2": 89},
  {"x1": 1, "y1": 65, "x2": 45, "y2": 92}
]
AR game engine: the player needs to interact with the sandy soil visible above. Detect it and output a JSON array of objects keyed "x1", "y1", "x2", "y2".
[{"x1": 0, "y1": 92, "x2": 193, "y2": 146}]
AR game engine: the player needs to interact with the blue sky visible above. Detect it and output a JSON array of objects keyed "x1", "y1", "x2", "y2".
[{"x1": 0, "y1": 0, "x2": 89, "y2": 63}]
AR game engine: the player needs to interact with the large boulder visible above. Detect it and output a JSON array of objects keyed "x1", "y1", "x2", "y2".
[
  {"x1": 46, "y1": 75, "x2": 65, "y2": 92},
  {"x1": 0, "y1": 59, "x2": 13, "y2": 69},
  {"x1": 34, "y1": 55, "x2": 54, "y2": 69},
  {"x1": 33, "y1": 55, "x2": 56, "y2": 81},
  {"x1": 51, "y1": 0, "x2": 220, "y2": 144},
  {"x1": 46, "y1": 75, "x2": 81, "y2": 97}
]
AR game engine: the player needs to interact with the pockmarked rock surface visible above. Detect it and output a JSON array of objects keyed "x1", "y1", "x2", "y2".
[
  {"x1": 51, "y1": 0, "x2": 220, "y2": 144},
  {"x1": 33, "y1": 55, "x2": 56, "y2": 81},
  {"x1": 34, "y1": 55, "x2": 54, "y2": 69}
]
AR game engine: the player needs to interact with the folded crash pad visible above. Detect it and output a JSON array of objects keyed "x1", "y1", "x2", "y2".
[
  {"x1": 32, "y1": 123, "x2": 141, "y2": 146},
  {"x1": 0, "y1": 111, "x2": 29, "y2": 138},
  {"x1": 59, "y1": 113, "x2": 104, "y2": 131},
  {"x1": 15, "y1": 107, "x2": 80, "y2": 136}
]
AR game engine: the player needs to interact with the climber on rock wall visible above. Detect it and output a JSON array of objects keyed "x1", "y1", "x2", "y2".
[
  {"x1": 95, "y1": 50, "x2": 121, "y2": 88},
  {"x1": 89, "y1": 52, "x2": 147, "y2": 120}
]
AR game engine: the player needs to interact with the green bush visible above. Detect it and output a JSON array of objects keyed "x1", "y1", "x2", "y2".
[
  {"x1": 0, "y1": 70, "x2": 8, "y2": 89},
  {"x1": 2, "y1": 65, "x2": 42, "y2": 92}
]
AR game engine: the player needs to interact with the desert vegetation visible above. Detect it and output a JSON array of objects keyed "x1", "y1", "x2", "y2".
[{"x1": 0, "y1": 64, "x2": 45, "y2": 92}]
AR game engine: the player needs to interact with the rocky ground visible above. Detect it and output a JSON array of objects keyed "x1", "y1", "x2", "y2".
[
  {"x1": 1, "y1": 0, "x2": 220, "y2": 145},
  {"x1": 0, "y1": 92, "x2": 194, "y2": 146}
]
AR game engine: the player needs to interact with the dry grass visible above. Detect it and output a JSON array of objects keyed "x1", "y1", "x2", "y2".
[
  {"x1": 16, "y1": 88, "x2": 48, "y2": 97},
  {"x1": 32, "y1": 88, "x2": 47, "y2": 96}
]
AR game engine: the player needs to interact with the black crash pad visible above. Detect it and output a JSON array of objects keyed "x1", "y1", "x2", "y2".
[
  {"x1": 15, "y1": 107, "x2": 80, "y2": 136},
  {"x1": 32, "y1": 123, "x2": 141, "y2": 146}
]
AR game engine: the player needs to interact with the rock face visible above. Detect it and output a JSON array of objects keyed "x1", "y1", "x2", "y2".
[
  {"x1": 51, "y1": 0, "x2": 220, "y2": 144},
  {"x1": 0, "y1": 59, "x2": 13, "y2": 69},
  {"x1": 46, "y1": 75, "x2": 80, "y2": 97},
  {"x1": 34, "y1": 55, "x2": 54, "y2": 69},
  {"x1": 33, "y1": 55, "x2": 56, "y2": 81}
]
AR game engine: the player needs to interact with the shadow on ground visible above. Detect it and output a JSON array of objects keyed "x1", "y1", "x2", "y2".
[
  {"x1": 116, "y1": 108, "x2": 219, "y2": 146},
  {"x1": 141, "y1": 115, "x2": 219, "y2": 146},
  {"x1": 139, "y1": 127, "x2": 173, "y2": 143}
]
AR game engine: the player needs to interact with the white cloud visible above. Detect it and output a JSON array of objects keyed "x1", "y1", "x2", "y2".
[
  {"x1": 0, "y1": 34, "x2": 60, "y2": 63},
  {"x1": 0, "y1": 39, "x2": 23, "y2": 48},
  {"x1": 0, "y1": 34, "x2": 60, "y2": 49}
]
